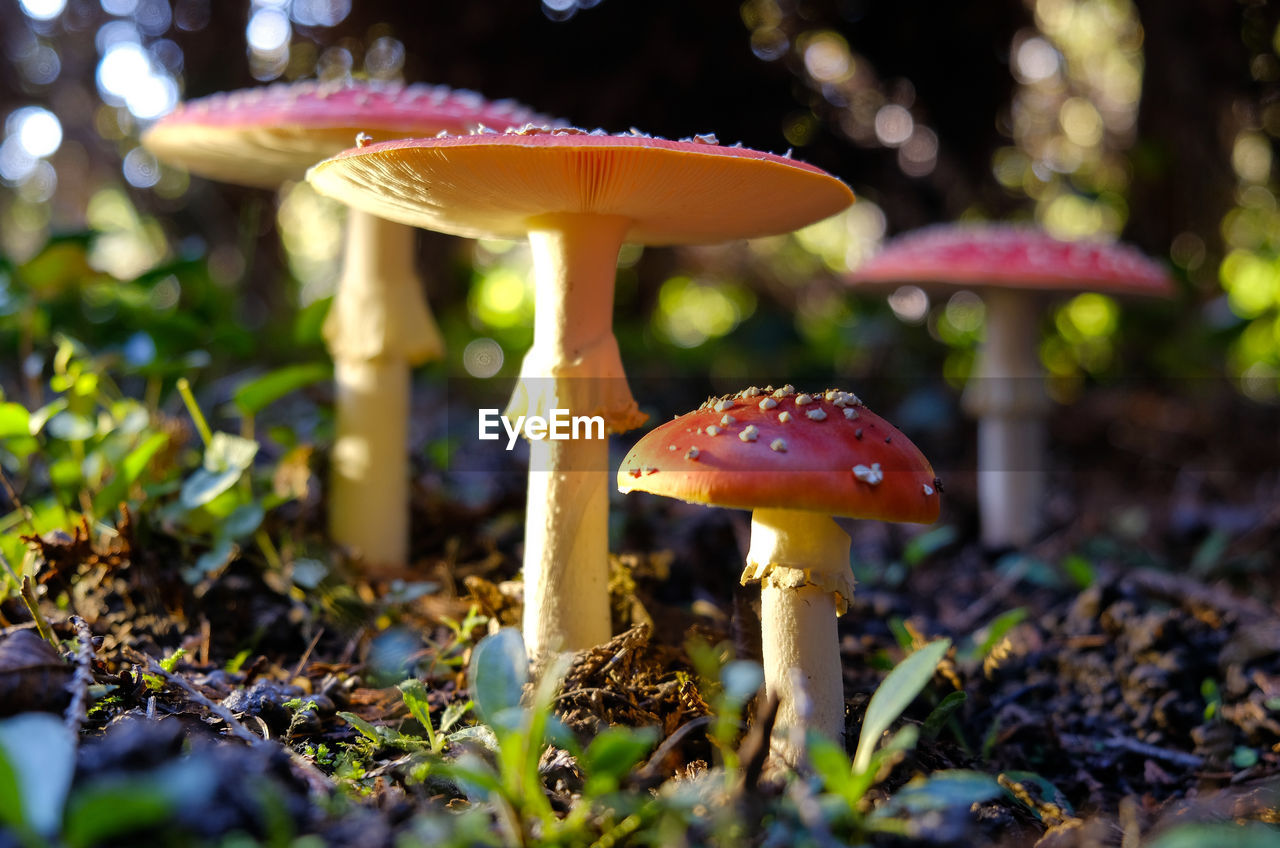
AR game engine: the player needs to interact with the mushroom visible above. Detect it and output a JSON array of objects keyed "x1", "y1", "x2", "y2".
[
  {"x1": 141, "y1": 79, "x2": 549, "y2": 571},
  {"x1": 847, "y1": 224, "x2": 1175, "y2": 549},
  {"x1": 307, "y1": 127, "x2": 854, "y2": 659},
  {"x1": 617, "y1": 386, "x2": 940, "y2": 764}
]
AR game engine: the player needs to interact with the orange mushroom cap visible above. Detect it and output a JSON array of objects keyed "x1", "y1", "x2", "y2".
[
  {"x1": 618, "y1": 386, "x2": 939, "y2": 524},
  {"x1": 306, "y1": 127, "x2": 855, "y2": 245}
]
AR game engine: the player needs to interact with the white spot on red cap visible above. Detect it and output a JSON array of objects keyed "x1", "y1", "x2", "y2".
[
  {"x1": 739, "y1": 425, "x2": 759, "y2": 442},
  {"x1": 852, "y1": 463, "x2": 884, "y2": 485}
]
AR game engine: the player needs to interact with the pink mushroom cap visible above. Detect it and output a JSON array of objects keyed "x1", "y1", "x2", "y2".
[
  {"x1": 142, "y1": 78, "x2": 554, "y2": 188},
  {"x1": 849, "y1": 223, "x2": 1176, "y2": 298}
]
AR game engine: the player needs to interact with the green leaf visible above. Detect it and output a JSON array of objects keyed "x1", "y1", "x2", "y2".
[
  {"x1": 290, "y1": 557, "x2": 328, "y2": 589},
  {"x1": 853, "y1": 639, "x2": 950, "y2": 774},
  {"x1": 221, "y1": 502, "x2": 264, "y2": 540},
  {"x1": 63, "y1": 759, "x2": 217, "y2": 848},
  {"x1": 806, "y1": 733, "x2": 858, "y2": 800},
  {"x1": 871, "y1": 770, "x2": 1002, "y2": 817},
  {"x1": 582, "y1": 726, "x2": 659, "y2": 793},
  {"x1": 467, "y1": 628, "x2": 528, "y2": 727},
  {"x1": 973, "y1": 608, "x2": 1027, "y2": 660},
  {"x1": 1060, "y1": 554, "x2": 1096, "y2": 588},
  {"x1": 203, "y1": 431, "x2": 258, "y2": 474},
  {"x1": 0, "y1": 737, "x2": 26, "y2": 831},
  {"x1": 0, "y1": 403, "x2": 30, "y2": 439},
  {"x1": 180, "y1": 468, "x2": 244, "y2": 510},
  {"x1": 921, "y1": 690, "x2": 967, "y2": 741},
  {"x1": 182, "y1": 538, "x2": 236, "y2": 584},
  {"x1": 1001, "y1": 770, "x2": 1074, "y2": 816},
  {"x1": 1146, "y1": 823, "x2": 1280, "y2": 848},
  {"x1": 28, "y1": 398, "x2": 68, "y2": 435},
  {"x1": 720, "y1": 660, "x2": 763, "y2": 705},
  {"x1": 902, "y1": 525, "x2": 958, "y2": 567},
  {"x1": 94, "y1": 431, "x2": 170, "y2": 513},
  {"x1": 231, "y1": 363, "x2": 331, "y2": 416},
  {"x1": 45, "y1": 411, "x2": 96, "y2": 442},
  {"x1": 338, "y1": 711, "x2": 382, "y2": 744},
  {"x1": 398, "y1": 679, "x2": 434, "y2": 734},
  {"x1": 122, "y1": 432, "x2": 169, "y2": 483},
  {"x1": 180, "y1": 431, "x2": 258, "y2": 509},
  {"x1": 0, "y1": 712, "x2": 77, "y2": 837}
]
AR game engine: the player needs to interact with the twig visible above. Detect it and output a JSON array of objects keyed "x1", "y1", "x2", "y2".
[
  {"x1": 125, "y1": 647, "x2": 263, "y2": 747},
  {"x1": 288, "y1": 627, "x2": 325, "y2": 683},
  {"x1": 1058, "y1": 731, "x2": 1206, "y2": 770},
  {"x1": 0, "y1": 464, "x2": 37, "y2": 535},
  {"x1": 64, "y1": 615, "x2": 95, "y2": 737},
  {"x1": 0, "y1": 620, "x2": 38, "y2": 638},
  {"x1": 634, "y1": 716, "x2": 713, "y2": 783},
  {"x1": 123, "y1": 647, "x2": 334, "y2": 795}
]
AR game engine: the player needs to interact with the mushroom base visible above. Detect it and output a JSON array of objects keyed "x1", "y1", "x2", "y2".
[
  {"x1": 761, "y1": 581, "x2": 843, "y2": 766},
  {"x1": 976, "y1": 415, "x2": 1046, "y2": 549},
  {"x1": 744, "y1": 509, "x2": 853, "y2": 765},
  {"x1": 522, "y1": 435, "x2": 612, "y2": 662}
]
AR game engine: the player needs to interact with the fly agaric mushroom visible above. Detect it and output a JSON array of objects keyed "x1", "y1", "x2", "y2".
[
  {"x1": 618, "y1": 386, "x2": 940, "y2": 764},
  {"x1": 142, "y1": 79, "x2": 549, "y2": 571},
  {"x1": 848, "y1": 224, "x2": 1175, "y2": 549},
  {"x1": 307, "y1": 127, "x2": 854, "y2": 659}
]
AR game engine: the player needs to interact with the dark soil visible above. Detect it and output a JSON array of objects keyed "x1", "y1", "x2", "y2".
[{"x1": 2, "y1": 387, "x2": 1278, "y2": 847}]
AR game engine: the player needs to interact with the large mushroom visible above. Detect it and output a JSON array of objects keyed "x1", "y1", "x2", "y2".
[
  {"x1": 848, "y1": 224, "x2": 1175, "y2": 549},
  {"x1": 618, "y1": 386, "x2": 940, "y2": 764},
  {"x1": 141, "y1": 79, "x2": 548, "y2": 571},
  {"x1": 307, "y1": 127, "x2": 854, "y2": 659}
]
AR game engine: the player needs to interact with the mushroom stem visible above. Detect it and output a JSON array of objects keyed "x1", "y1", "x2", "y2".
[
  {"x1": 963, "y1": 289, "x2": 1049, "y2": 549},
  {"x1": 324, "y1": 210, "x2": 444, "y2": 569},
  {"x1": 745, "y1": 508, "x2": 853, "y2": 765},
  {"x1": 330, "y1": 358, "x2": 411, "y2": 569},
  {"x1": 513, "y1": 213, "x2": 644, "y2": 660}
]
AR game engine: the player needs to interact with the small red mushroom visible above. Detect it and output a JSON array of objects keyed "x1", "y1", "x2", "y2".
[
  {"x1": 848, "y1": 224, "x2": 1175, "y2": 549},
  {"x1": 617, "y1": 386, "x2": 939, "y2": 764}
]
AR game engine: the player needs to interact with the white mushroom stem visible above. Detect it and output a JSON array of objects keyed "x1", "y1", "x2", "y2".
[
  {"x1": 330, "y1": 358, "x2": 410, "y2": 569},
  {"x1": 323, "y1": 209, "x2": 444, "y2": 570},
  {"x1": 744, "y1": 508, "x2": 854, "y2": 766},
  {"x1": 512, "y1": 213, "x2": 645, "y2": 661},
  {"x1": 962, "y1": 289, "x2": 1050, "y2": 550}
]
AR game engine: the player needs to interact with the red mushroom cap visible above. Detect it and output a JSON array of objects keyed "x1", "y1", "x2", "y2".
[
  {"x1": 848, "y1": 223, "x2": 1175, "y2": 297},
  {"x1": 617, "y1": 386, "x2": 939, "y2": 524},
  {"x1": 142, "y1": 79, "x2": 553, "y2": 188}
]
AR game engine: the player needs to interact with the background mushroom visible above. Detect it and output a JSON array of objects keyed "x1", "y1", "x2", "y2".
[
  {"x1": 307, "y1": 127, "x2": 854, "y2": 660},
  {"x1": 141, "y1": 79, "x2": 548, "y2": 571},
  {"x1": 618, "y1": 386, "x2": 940, "y2": 764},
  {"x1": 847, "y1": 224, "x2": 1175, "y2": 550}
]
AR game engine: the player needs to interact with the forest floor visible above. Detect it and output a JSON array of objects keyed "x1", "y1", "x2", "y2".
[{"x1": 1, "y1": 383, "x2": 1279, "y2": 847}]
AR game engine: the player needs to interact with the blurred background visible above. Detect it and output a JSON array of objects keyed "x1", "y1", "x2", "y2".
[{"x1": 0, "y1": 0, "x2": 1278, "y2": 539}]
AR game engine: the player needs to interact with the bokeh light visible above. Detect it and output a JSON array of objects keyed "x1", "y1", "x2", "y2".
[
  {"x1": 655, "y1": 275, "x2": 756, "y2": 348},
  {"x1": 9, "y1": 107, "x2": 62, "y2": 158},
  {"x1": 18, "y1": 0, "x2": 66, "y2": 21}
]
